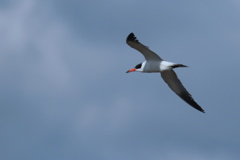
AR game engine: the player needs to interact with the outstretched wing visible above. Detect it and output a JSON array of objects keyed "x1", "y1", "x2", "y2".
[
  {"x1": 160, "y1": 70, "x2": 205, "y2": 113},
  {"x1": 126, "y1": 33, "x2": 162, "y2": 61}
]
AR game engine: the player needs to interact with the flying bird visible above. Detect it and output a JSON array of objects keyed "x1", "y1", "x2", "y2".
[{"x1": 126, "y1": 32, "x2": 205, "y2": 113}]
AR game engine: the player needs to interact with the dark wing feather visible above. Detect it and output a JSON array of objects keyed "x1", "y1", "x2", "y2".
[
  {"x1": 161, "y1": 70, "x2": 205, "y2": 113},
  {"x1": 126, "y1": 33, "x2": 162, "y2": 61}
]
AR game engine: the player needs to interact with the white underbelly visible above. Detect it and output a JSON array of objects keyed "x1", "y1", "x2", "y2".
[{"x1": 160, "y1": 61, "x2": 175, "y2": 71}]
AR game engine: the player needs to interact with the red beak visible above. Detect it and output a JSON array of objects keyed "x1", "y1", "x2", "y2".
[{"x1": 126, "y1": 68, "x2": 136, "y2": 73}]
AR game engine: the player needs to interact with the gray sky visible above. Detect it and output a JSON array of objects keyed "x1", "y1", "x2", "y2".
[{"x1": 1, "y1": 0, "x2": 240, "y2": 159}]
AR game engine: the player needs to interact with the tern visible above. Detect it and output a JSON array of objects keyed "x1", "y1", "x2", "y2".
[{"x1": 126, "y1": 33, "x2": 205, "y2": 113}]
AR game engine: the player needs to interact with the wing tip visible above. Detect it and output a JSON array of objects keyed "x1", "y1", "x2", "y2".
[
  {"x1": 192, "y1": 102, "x2": 205, "y2": 113},
  {"x1": 177, "y1": 92, "x2": 205, "y2": 113},
  {"x1": 191, "y1": 101, "x2": 205, "y2": 113},
  {"x1": 189, "y1": 102, "x2": 205, "y2": 113},
  {"x1": 126, "y1": 32, "x2": 137, "y2": 43},
  {"x1": 199, "y1": 108, "x2": 205, "y2": 113}
]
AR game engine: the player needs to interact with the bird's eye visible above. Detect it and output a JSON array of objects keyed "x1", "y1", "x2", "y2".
[{"x1": 135, "y1": 63, "x2": 142, "y2": 69}]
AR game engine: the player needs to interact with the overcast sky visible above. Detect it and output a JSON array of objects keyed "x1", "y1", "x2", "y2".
[{"x1": 1, "y1": 0, "x2": 240, "y2": 160}]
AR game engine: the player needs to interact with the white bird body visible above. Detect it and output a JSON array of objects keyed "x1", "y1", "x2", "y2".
[
  {"x1": 134, "y1": 61, "x2": 178, "y2": 72},
  {"x1": 126, "y1": 33, "x2": 205, "y2": 113}
]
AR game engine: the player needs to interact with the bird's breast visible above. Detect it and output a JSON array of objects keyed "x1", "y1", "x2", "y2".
[{"x1": 143, "y1": 61, "x2": 161, "y2": 72}]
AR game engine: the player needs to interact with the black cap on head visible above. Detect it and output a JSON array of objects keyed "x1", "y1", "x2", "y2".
[{"x1": 135, "y1": 63, "x2": 142, "y2": 69}]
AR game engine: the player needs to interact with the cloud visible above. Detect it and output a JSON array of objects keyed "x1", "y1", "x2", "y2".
[
  {"x1": 0, "y1": 0, "x2": 118, "y2": 96},
  {"x1": 75, "y1": 95, "x2": 136, "y2": 130}
]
